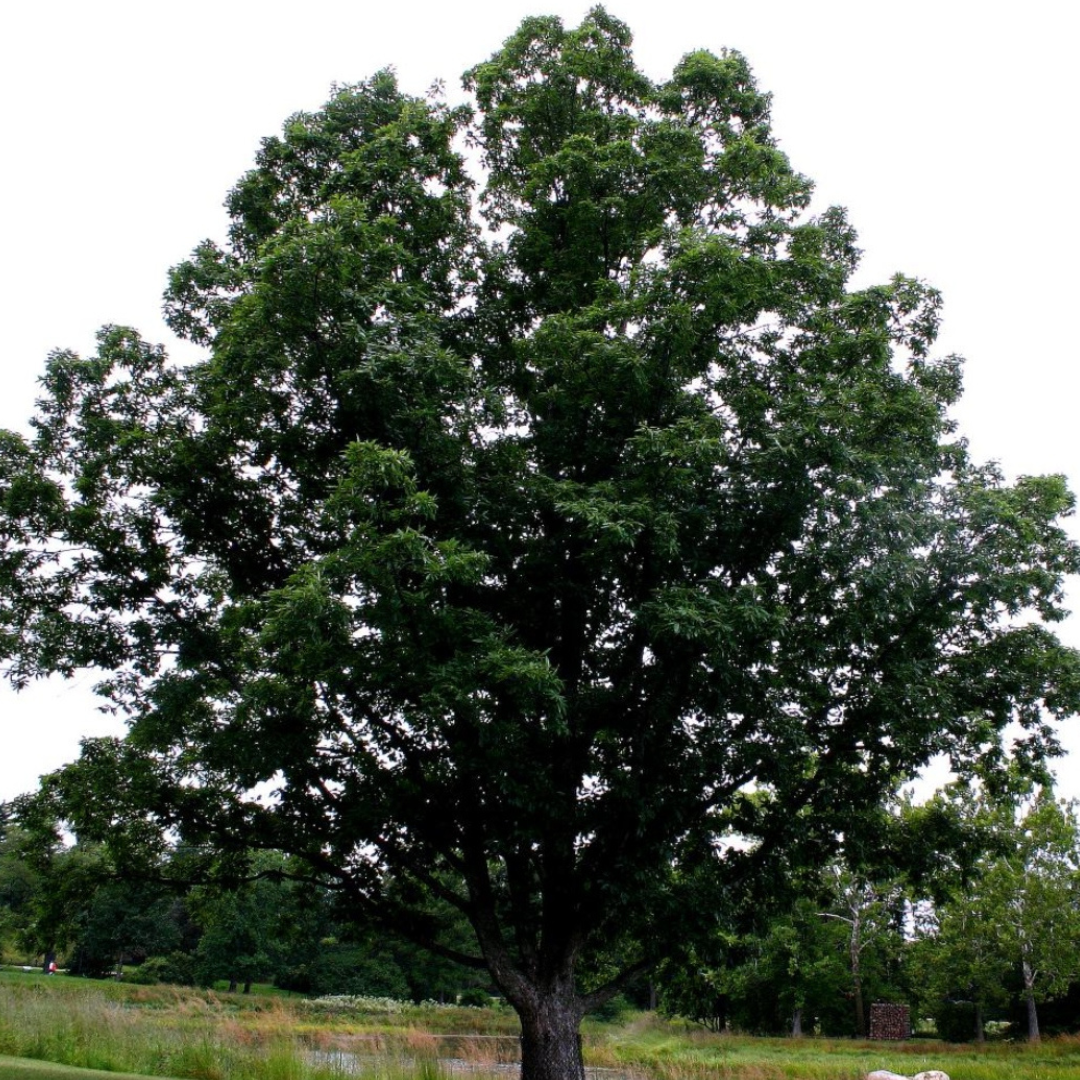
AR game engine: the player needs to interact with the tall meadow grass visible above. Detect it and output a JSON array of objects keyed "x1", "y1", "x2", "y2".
[
  {"x1": 0, "y1": 975, "x2": 520, "y2": 1080},
  {"x1": 7, "y1": 972, "x2": 1080, "y2": 1080},
  {"x1": 0, "y1": 977, "x2": 331, "y2": 1080}
]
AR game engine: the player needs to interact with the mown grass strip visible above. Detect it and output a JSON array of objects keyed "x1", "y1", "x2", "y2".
[{"x1": 0, "y1": 1056, "x2": 179, "y2": 1080}]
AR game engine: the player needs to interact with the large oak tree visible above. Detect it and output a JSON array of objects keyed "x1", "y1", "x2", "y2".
[{"x1": 3, "y1": 10, "x2": 1079, "y2": 1077}]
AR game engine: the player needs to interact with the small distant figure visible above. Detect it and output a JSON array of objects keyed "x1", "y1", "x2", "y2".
[{"x1": 48, "y1": 961, "x2": 57, "y2": 975}]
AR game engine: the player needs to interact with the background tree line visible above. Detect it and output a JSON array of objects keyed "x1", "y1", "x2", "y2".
[
  {"x1": 4, "y1": 778, "x2": 1080, "y2": 1042},
  {"x1": 0, "y1": 812, "x2": 488, "y2": 1002}
]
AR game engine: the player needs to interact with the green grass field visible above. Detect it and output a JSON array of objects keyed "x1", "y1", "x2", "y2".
[
  {"x1": 4, "y1": 969, "x2": 1080, "y2": 1080},
  {"x1": 0, "y1": 1056, "x2": 187, "y2": 1080}
]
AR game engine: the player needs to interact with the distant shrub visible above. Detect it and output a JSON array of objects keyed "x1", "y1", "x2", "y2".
[
  {"x1": 458, "y1": 988, "x2": 493, "y2": 1008},
  {"x1": 587, "y1": 993, "x2": 633, "y2": 1023},
  {"x1": 933, "y1": 1000, "x2": 978, "y2": 1043},
  {"x1": 124, "y1": 953, "x2": 197, "y2": 986},
  {"x1": 276, "y1": 943, "x2": 410, "y2": 999}
]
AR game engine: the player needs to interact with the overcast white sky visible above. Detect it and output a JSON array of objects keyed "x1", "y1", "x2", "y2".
[{"x1": 1, "y1": 0, "x2": 1078, "y2": 804}]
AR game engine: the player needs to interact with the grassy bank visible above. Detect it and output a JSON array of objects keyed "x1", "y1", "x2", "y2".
[
  {"x1": 4, "y1": 970, "x2": 1080, "y2": 1080},
  {"x1": 589, "y1": 1016, "x2": 1080, "y2": 1079},
  {"x1": 0, "y1": 1057, "x2": 185, "y2": 1080},
  {"x1": 0, "y1": 972, "x2": 520, "y2": 1080}
]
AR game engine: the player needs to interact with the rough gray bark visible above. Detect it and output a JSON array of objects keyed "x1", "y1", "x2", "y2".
[
  {"x1": 1023, "y1": 957, "x2": 1041, "y2": 1042},
  {"x1": 852, "y1": 957, "x2": 866, "y2": 1036},
  {"x1": 518, "y1": 995, "x2": 586, "y2": 1080},
  {"x1": 470, "y1": 906, "x2": 586, "y2": 1080}
]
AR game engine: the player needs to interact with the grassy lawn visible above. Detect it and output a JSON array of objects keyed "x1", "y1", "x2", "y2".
[
  {"x1": 4, "y1": 969, "x2": 1080, "y2": 1080},
  {"x1": 590, "y1": 1019, "x2": 1080, "y2": 1079},
  {"x1": 0, "y1": 1056, "x2": 181, "y2": 1080}
]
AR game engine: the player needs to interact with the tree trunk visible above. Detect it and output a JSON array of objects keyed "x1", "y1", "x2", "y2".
[
  {"x1": 851, "y1": 958, "x2": 866, "y2": 1038},
  {"x1": 791, "y1": 1006, "x2": 803, "y2": 1038},
  {"x1": 1022, "y1": 957, "x2": 1040, "y2": 1042},
  {"x1": 849, "y1": 909, "x2": 866, "y2": 1038},
  {"x1": 468, "y1": 881, "x2": 585, "y2": 1080},
  {"x1": 517, "y1": 991, "x2": 585, "y2": 1080},
  {"x1": 974, "y1": 1001, "x2": 985, "y2": 1044},
  {"x1": 228, "y1": 977, "x2": 238, "y2": 993},
  {"x1": 1025, "y1": 989, "x2": 1040, "y2": 1042}
]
